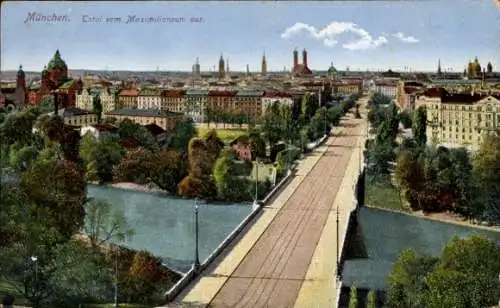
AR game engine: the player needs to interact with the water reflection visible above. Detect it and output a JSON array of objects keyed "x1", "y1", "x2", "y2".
[{"x1": 87, "y1": 185, "x2": 252, "y2": 273}]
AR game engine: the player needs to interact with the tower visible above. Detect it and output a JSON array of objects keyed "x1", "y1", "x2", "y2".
[
  {"x1": 226, "y1": 58, "x2": 229, "y2": 75},
  {"x1": 487, "y1": 61, "x2": 493, "y2": 73},
  {"x1": 16, "y1": 65, "x2": 26, "y2": 91},
  {"x1": 246, "y1": 64, "x2": 250, "y2": 75},
  {"x1": 437, "y1": 59, "x2": 442, "y2": 75},
  {"x1": 293, "y1": 48, "x2": 299, "y2": 69},
  {"x1": 302, "y1": 48, "x2": 308, "y2": 67},
  {"x1": 218, "y1": 54, "x2": 225, "y2": 80},
  {"x1": 261, "y1": 51, "x2": 267, "y2": 76}
]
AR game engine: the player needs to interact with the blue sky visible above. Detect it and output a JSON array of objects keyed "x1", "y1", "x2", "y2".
[{"x1": 2, "y1": 0, "x2": 499, "y2": 72}]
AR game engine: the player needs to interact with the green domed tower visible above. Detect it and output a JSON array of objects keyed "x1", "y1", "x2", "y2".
[
  {"x1": 328, "y1": 62, "x2": 337, "y2": 78},
  {"x1": 47, "y1": 50, "x2": 68, "y2": 85}
]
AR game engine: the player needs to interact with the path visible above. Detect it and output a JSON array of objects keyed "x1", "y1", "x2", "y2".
[{"x1": 171, "y1": 103, "x2": 367, "y2": 308}]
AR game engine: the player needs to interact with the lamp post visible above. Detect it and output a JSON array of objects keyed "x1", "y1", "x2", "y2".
[{"x1": 193, "y1": 198, "x2": 200, "y2": 273}]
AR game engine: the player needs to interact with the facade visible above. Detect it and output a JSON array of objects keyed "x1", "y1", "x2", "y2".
[
  {"x1": 0, "y1": 66, "x2": 27, "y2": 111},
  {"x1": 105, "y1": 108, "x2": 184, "y2": 131},
  {"x1": 292, "y1": 48, "x2": 313, "y2": 76},
  {"x1": 262, "y1": 92, "x2": 293, "y2": 113},
  {"x1": 137, "y1": 88, "x2": 163, "y2": 109},
  {"x1": 185, "y1": 89, "x2": 209, "y2": 123},
  {"x1": 395, "y1": 81, "x2": 426, "y2": 111},
  {"x1": 28, "y1": 50, "x2": 82, "y2": 107},
  {"x1": 334, "y1": 79, "x2": 363, "y2": 96},
  {"x1": 206, "y1": 90, "x2": 237, "y2": 114},
  {"x1": 100, "y1": 87, "x2": 117, "y2": 113},
  {"x1": 162, "y1": 90, "x2": 186, "y2": 112},
  {"x1": 49, "y1": 107, "x2": 99, "y2": 127},
  {"x1": 118, "y1": 88, "x2": 139, "y2": 109},
  {"x1": 421, "y1": 91, "x2": 500, "y2": 151},
  {"x1": 371, "y1": 80, "x2": 398, "y2": 99},
  {"x1": 234, "y1": 90, "x2": 264, "y2": 117},
  {"x1": 76, "y1": 88, "x2": 94, "y2": 110}
]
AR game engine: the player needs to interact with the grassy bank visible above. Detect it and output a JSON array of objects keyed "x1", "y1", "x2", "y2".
[
  {"x1": 197, "y1": 127, "x2": 247, "y2": 143},
  {"x1": 365, "y1": 180, "x2": 406, "y2": 211}
]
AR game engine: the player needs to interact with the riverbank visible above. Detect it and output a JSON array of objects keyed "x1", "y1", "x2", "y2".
[{"x1": 108, "y1": 182, "x2": 167, "y2": 194}]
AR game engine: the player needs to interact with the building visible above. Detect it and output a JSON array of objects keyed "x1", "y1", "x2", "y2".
[
  {"x1": 334, "y1": 79, "x2": 363, "y2": 96},
  {"x1": 80, "y1": 124, "x2": 118, "y2": 139},
  {"x1": 100, "y1": 87, "x2": 118, "y2": 113},
  {"x1": 292, "y1": 48, "x2": 313, "y2": 77},
  {"x1": 419, "y1": 90, "x2": 500, "y2": 151},
  {"x1": 218, "y1": 54, "x2": 226, "y2": 80},
  {"x1": 75, "y1": 88, "x2": 94, "y2": 111},
  {"x1": 370, "y1": 79, "x2": 398, "y2": 99},
  {"x1": 395, "y1": 81, "x2": 426, "y2": 111},
  {"x1": 261, "y1": 52, "x2": 267, "y2": 76},
  {"x1": 28, "y1": 50, "x2": 82, "y2": 108},
  {"x1": 230, "y1": 135, "x2": 252, "y2": 161},
  {"x1": 48, "y1": 107, "x2": 99, "y2": 127},
  {"x1": 105, "y1": 108, "x2": 184, "y2": 131},
  {"x1": 137, "y1": 88, "x2": 163, "y2": 109},
  {"x1": 118, "y1": 88, "x2": 139, "y2": 109},
  {"x1": 234, "y1": 90, "x2": 264, "y2": 117},
  {"x1": 0, "y1": 65, "x2": 27, "y2": 111},
  {"x1": 262, "y1": 91, "x2": 293, "y2": 113},
  {"x1": 206, "y1": 90, "x2": 237, "y2": 114},
  {"x1": 185, "y1": 89, "x2": 209, "y2": 123},
  {"x1": 192, "y1": 57, "x2": 201, "y2": 79},
  {"x1": 162, "y1": 90, "x2": 186, "y2": 112}
]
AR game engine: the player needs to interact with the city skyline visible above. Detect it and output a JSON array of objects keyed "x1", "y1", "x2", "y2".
[{"x1": 1, "y1": 1, "x2": 499, "y2": 72}]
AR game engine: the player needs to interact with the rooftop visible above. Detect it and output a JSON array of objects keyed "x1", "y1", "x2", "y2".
[
  {"x1": 107, "y1": 108, "x2": 183, "y2": 117},
  {"x1": 119, "y1": 89, "x2": 139, "y2": 96},
  {"x1": 50, "y1": 107, "x2": 98, "y2": 117}
]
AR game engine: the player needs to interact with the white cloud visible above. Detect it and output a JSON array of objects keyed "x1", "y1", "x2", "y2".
[
  {"x1": 392, "y1": 32, "x2": 420, "y2": 43},
  {"x1": 280, "y1": 21, "x2": 388, "y2": 50}
]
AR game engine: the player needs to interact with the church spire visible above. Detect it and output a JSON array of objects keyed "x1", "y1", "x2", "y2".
[{"x1": 437, "y1": 59, "x2": 442, "y2": 75}]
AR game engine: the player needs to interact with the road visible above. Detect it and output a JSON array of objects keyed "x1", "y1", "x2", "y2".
[{"x1": 172, "y1": 101, "x2": 367, "y2": 308}]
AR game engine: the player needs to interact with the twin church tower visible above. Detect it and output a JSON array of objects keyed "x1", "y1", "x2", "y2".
[{"x1": 191, "y1": 48, "x2": 312, "y2": 78}]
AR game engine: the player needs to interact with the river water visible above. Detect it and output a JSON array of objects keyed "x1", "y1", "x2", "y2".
[{"x1": 87, "y1": 184, "x2": 252, "y2": 273}]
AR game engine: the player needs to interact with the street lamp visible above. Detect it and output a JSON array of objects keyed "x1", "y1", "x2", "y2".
[
  {"x1": 30, "y1": 256, "x2": 38, "y2": 295},
  {"x1": 193, "y1": 198, "x2": 201, "y2": 273},
  {"x1": 254, "y1": 159, "x2": 262, "y2": 204}
]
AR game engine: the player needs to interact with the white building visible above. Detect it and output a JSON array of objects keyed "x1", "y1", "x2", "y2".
[
  {"x1": 99, "y1": 88, "x2": 117, "y2": 113},
  {"x1": 137, "y1": 88, "x2": 163, "y2": 110},
  {"x1": 369, "y1": 79, "x2": 398, "y2": 99},
  {"x1": 261, "y1": 92, "x2": 294, "y2": 113},
  {"x1": 75, "y1": 88, "x2": 94, "y2": 111}
]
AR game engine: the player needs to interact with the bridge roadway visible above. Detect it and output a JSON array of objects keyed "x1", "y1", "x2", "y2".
[{"x1": 172, "y1": 103, "x2": 367, "y2": 308}]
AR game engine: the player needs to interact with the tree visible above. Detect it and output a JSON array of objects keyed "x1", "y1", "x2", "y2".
[
  {"x1": 471, "y1": 134, "x2": 500, "y2": 223},
  {"x1": 92, "y1": 94, "x2": 103, "y2": 123},
  {"x1": 412, "y1": 107, "x2": 427, "y2": 148},
  {"x1": 399, "y1": 111, "x2": 412, "y2": 129},
  {"x1": 169, "y1": 117, "x2": 197, "y2": 153},
  {"x1": 387, "y1": 236, "x2": 500, "y2": 308},
  {"x1": 83, "y1": 199, "x2": 134, "y2": 248},
  {"x1": 387, "y1": 249, "x2": 440, "y2": 308},
  {"x1": 249, "y1": 129, "x2": 266, "y2": 160},
  {"x1": 367, "y1": 290, "x2": 376, "y2": 308},
  {"x1": 349, "y1": 283, "x2": 358, "y2": 308},
  {"x1": 149, "y1": 149, "x2": 187, "y2": 193},
  {"x1": 113, "y1": 149, "x2": 154, "y2": 184},
  {"x1": 21, "y1": 158, "x2": 87, "y2": 240},
  {"x1": 117, "y1": 119, "x2": 157, "y2": 151},
  {"x1": 300, "y1": 92, "x2": 316, "y2": 122},
  {"x1": 80, "y1": 134, "x2": 124, "y2": 183},
  {"x1": 213, "y1": 149, "x2": 251, "y2": 201}
]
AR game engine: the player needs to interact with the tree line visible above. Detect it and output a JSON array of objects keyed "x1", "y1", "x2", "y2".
[{"x1": 365, "y1": 94, "x2": 500, "y2": 225}]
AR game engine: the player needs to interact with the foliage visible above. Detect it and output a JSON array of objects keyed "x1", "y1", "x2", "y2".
[
  {"x1": 369, "y1": 92, "x2": 392, "y2": 106},
  {"x1": 412, "y1": 107, "x2": 427, "y2": 148},
  {"x1": 367, "y1": 290, "x2": 376, "y2": 308},
  {"x1": 348, "y1": 283, "x2": 358, "y2": 308},
  {"x1": 300, "y1": 92, "x2": 317, "y2": 122},
  {"x1": 275, "y1": 147, "x2": 300, "y2": 175},
  {"x1": 387, "y1": 235, "x2": 500, "y2": 308},
  {"x1": 213, "y1": 149, "x2": 252, "y2": 201},
  {"x1": 169, "y1": 117, "x2": 197, "y2": 153},
  {"x1": 83, "y1": 199, "x2": 134, "y2": 248},
  {"x1": 113, "y1": 149, "x2": 154, "y2": 185},
  {"x1": 248, "y1": 129, "x2": 266, "y2": 159},
  {"x1": 21, "y1": 158, "x2": 86, "y2": 240},
  {"x1": 80, "y1": 134, "x2": 125, "y2": 183},
  {"x1": 399, "y1": 111, "x2": 412, "y2": 129},
  {"x1": 149, "y1": 149, "x2": 187, "y2": 193},
  {"x1": 92, "y1": 95, "x2": 103, "y2": 123},
  {"x1": 471, "y1": 134, "x2": 500, "y2": 224},
  {"x1": 117, "y1": 119, "x2": 157, "y2": 151}
]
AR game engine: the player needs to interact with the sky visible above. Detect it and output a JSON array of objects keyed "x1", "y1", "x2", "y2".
[{"x1": 2, "y1": 0, "x2": 500, "y2": 72}]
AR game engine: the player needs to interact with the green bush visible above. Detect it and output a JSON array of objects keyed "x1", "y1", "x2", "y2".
[{"x1": 275, "y1": 147, "x2": 301, "y2": 174}]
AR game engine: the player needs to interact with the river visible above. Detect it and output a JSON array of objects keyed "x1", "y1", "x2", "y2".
[{"x1": 87, "y1": 184, "x2": 252, "y2": 273}]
